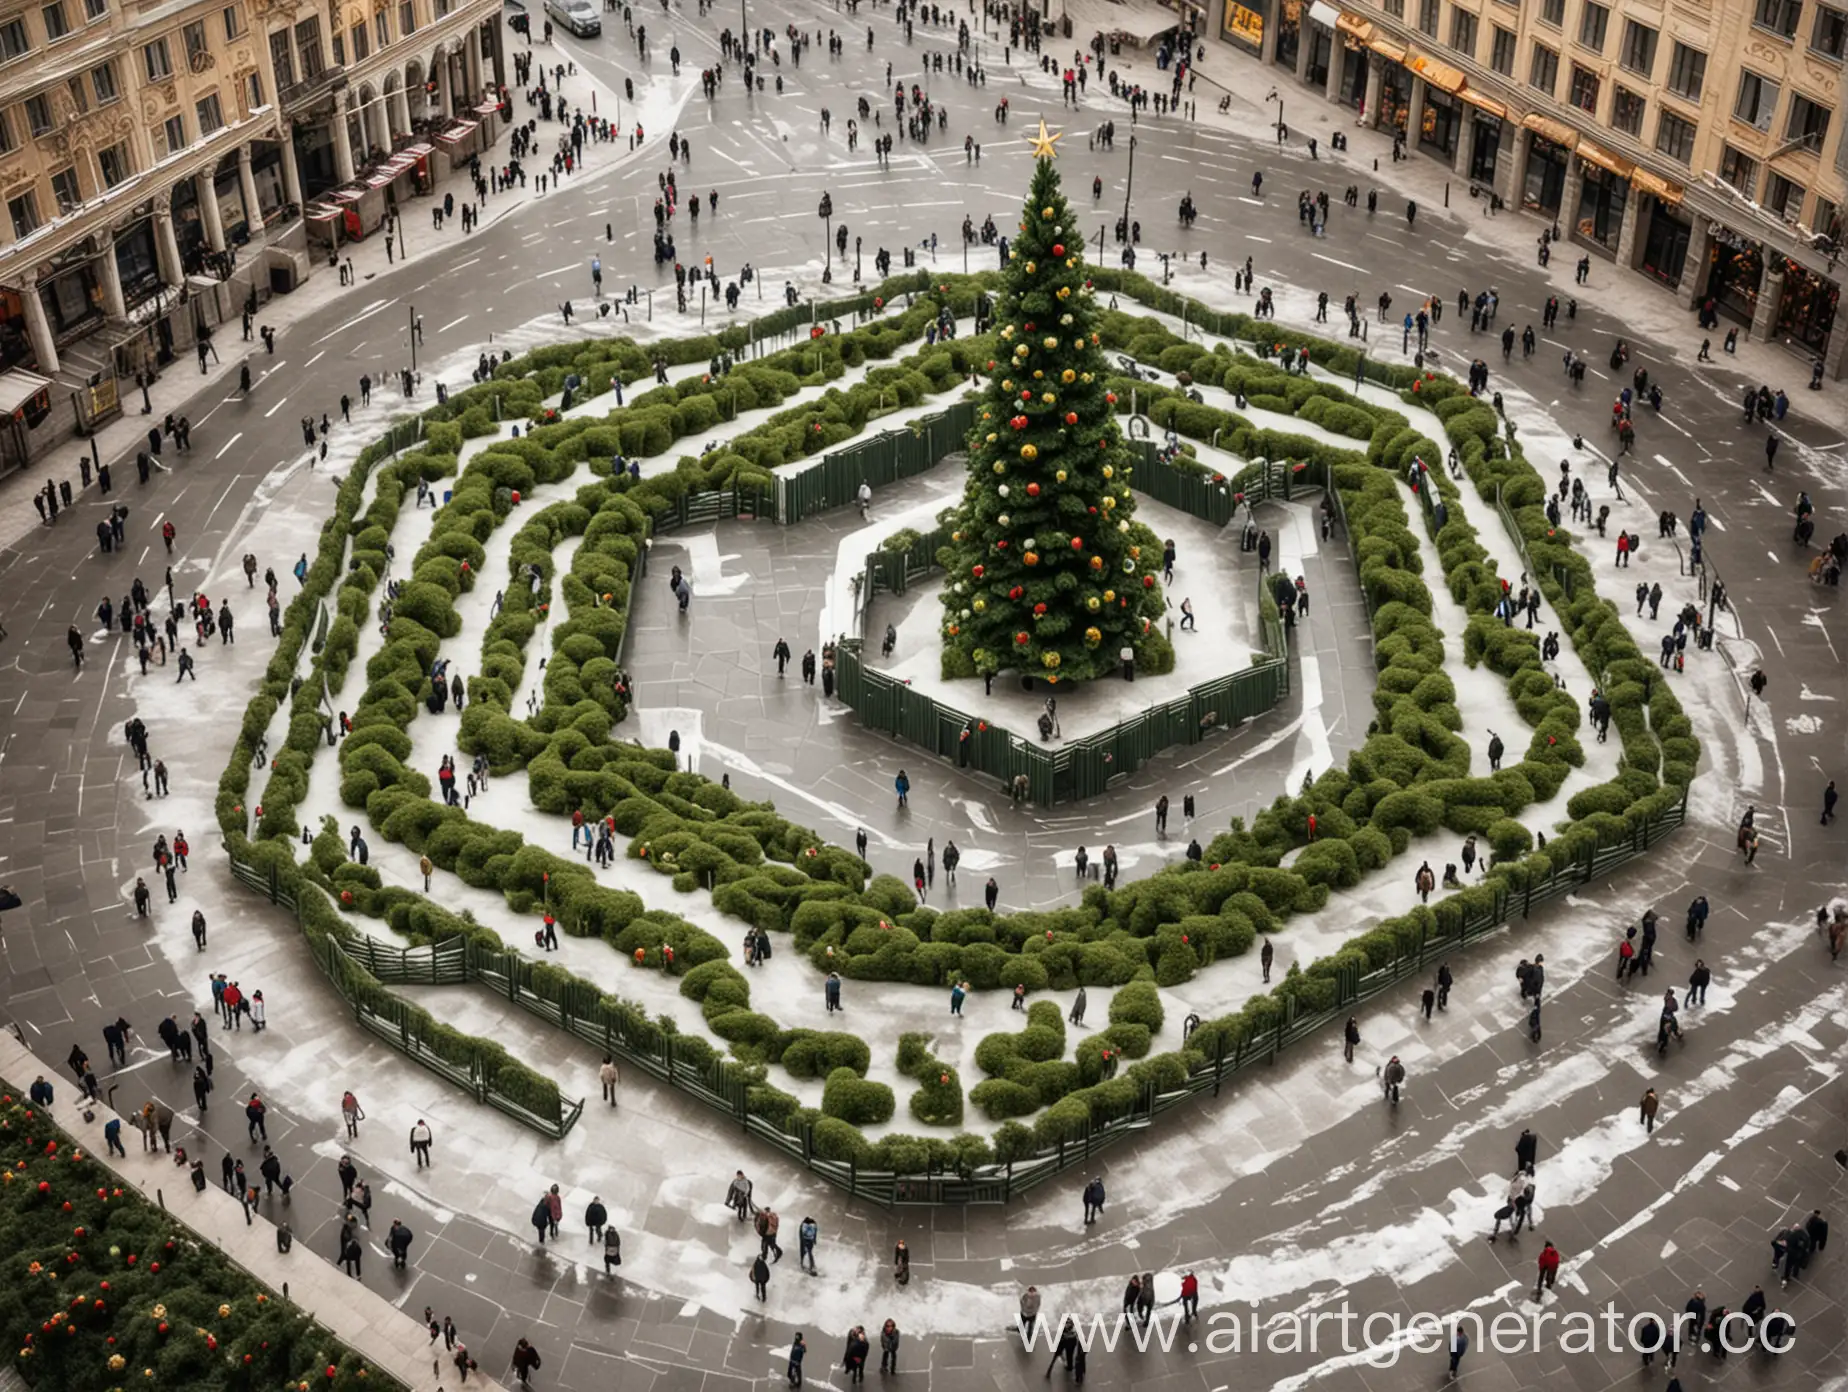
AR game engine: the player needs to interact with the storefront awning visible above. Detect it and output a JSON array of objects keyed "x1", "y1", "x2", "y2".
[
  {"x1": 402, "y1": 142, "x2": 434, "y2": 157},
  {"x1": 1521, "y1": 112, "x2": 1580, "y2": 150},
  {"x1": 472, "y1": 99, "x2": 501, "y2": 116},
  {"x1": 1367, "y1": 35, "x2": 1407, "y2": 63},
  {"x1": 435, "y1": 120, "x2": 480, "y2": 145},
  {"x1": 1408, "y1": 52, "x2": 1466, "y2": 93},
  {"x1": 1458, "y1": 87, "x2": 1508, "y2": 119},
  {"x1": 1630, "y1": 167, "x2": 1684, "y2": 205},
  {"x1": 364, "y1": 169, "x2": 397, "y2": 188},
  {"x1": 326, "y1": 186, "x2": 365, "y2": 204},
  {"x1": 1308, "y1": 0, "x2": 1342, "y2": 27},
  {"x1": 0, "y1": 368, "x2": 52, "y2": 418},
  {"x1": 305, "y1": 205, "x2": 341, "y2": 223},
  {"x1": 1576, "y1": 140, "x2": 1633, "y2": 178},
  {"x1": 1335, "y1": 12, "x2": 1372, "y2": 41}
]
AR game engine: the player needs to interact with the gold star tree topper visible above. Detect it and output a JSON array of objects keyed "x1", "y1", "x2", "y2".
[{"x1": 1027, "y1": 118, "x2": 1064, "y2": 160}]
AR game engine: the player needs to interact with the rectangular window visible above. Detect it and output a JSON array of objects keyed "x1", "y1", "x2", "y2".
[
  {"x1": 1530, "y1": 41, "x2": 1559, "y2": 94},
  {"x1": 1814, "y1": 4, "x2": 1847, "y2": 56},
  {"x1": 434, "y1": 0, "x2": 448, "y2": 17},
  {"x1": 1578, "y1": 0, "x2": 1608, "y2": 50},
  {"x1": 374, "y1": 10, "x2": 388, "y2": 47},
  {"x1": 0, "y1": 110, "x2": 11, "y2": 153},
  {"x1": 1490, "y1": 24, "x2": 1516, "y2": 73},
  {"x1": 294, "y1": 17, "x2": 323, "y2": 77},
  {"x1": 268, "y1": 29, "x2": 293, "y2": 87},
  {"x1": 49, "y1": 165, "x2": 80, "y2": 211},
  {"x1": 0, "y1": 18, "x2": 32, "y2": 61},
  {"x1": 42, "y1": 2, "x2": 69, "y2": 41},
  {"x1": 398, "y1": 0, "x2": 414, "y2": 34},
  {"x1": 1450, "y1": 8, "x2": 1477, "y2": 55},
  {"x1": 1381, "y1": 0, "x2": 1403, "y2": 18},
  {"x1": 96, "y1": 140, "x2": 130, "y2": 187},
  {"x1": 245, "y1": 71, "x2": 262, "y2": 108},
  {"x1": 222, "y1": 4, "x2": 240, "y2": 39},
  {"x1": 161, "y1": 114, "x2": 185, "y2": 154},
  {"x1": 1619, "y1": 18, "x2": 1656, "y2": 75},
  {"x1": 1735, "y1": 70, "x2": 1781, "y2": 130},
  {"x1": 1755, "y1": 0, "x2": 1801, "y2": 38},
  {"x1": 195, "y1": 92, "x2": 222, "y2": 134},
  {"x1": 1612, "y1": 85, "x2": 1646, "y2": 135},
  {"x1": 143, "y1": 36, "x2": 172, "y2": 81},
  {"x1": 330, "y1": 30, "x2": 343, "y2": 65},
  {"x1": 182, "y1": 20, "x2": 207, "y2": 62},
  {"x1": 1418, "y1": 0, "x2": 1440, "y2": 36},
  {"x1": 1568, "y1": 62, "x2": 1601, "y2": 112},
  {"x1": 64, "y1": 77, "x2": 86, "y2": 114},
  {"x1": 351, "y1": 18, "x2": 368, "y2": 60},
  {"x1": 1655, "y1": 108, "x2": 1696, "y2": 162},
  {"x1": 1812, "y1": 195, "x2": 1840, "y2": 237},
  {"x1": 1765, "y1": 173, "x2": 1806, "y2": 218},
  {"x1": 1718, "y1": 143, "x2": 1760, "y2": 194},
  {"x1": 1539, "y1": 0, "x2": 1563, "y2": 24},
  {"x1": 24, "y1": 94, "x2": 52, "y2": 135},
  {"x1": 82, "y1": 0, "x2": 105, "y2": 18},
  {"x1": 1666, "y1": 41, "x2": 1706, "y2": 101},
  {"x1": 91, "y1": 61, "x2": 118, "y2": 103},
  {"x1": 8, "y1": 190, "x2": 39, "y2": 238},
  {"x1": 1787, "y1": 91, "x2": 1832, "y2": 145}
]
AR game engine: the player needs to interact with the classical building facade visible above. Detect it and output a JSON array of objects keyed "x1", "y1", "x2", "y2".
[
  {"x1": 1213, "y1": 0, "x2": 1848, "y2": 374},
  {"x1": 0, "y1": 0, "x2": 502, "y2": 465}
]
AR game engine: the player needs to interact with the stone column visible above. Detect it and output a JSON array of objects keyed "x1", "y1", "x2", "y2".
[
  {"x1": 435, "y1": 46, "x2": 453, "y2": 119},
  {"x1": 1452, "y1": 114, "x2": 1472, "y2": 175},
  {"x1": 22, "y1": 281, "x2": 59, "y2": 374},
  {"x1": 1613, "y1": 191, "x2": 1642, "y2": 270},
  {"x1": 1404, "y1": 79, "x2": 1425, "y2": 153},
  {"x1": 1325, "y1": 37, "x2": 1344, "y2": 102},
  {"x1": 1497, "y1": 125, "x2": 1529, "y2": 208},
  {"x1": 390, "y1": 87, "x2": 410, "y2": 138},
  {"x1": 1678, "y1": 216, "x2": 1711, "y2": 308},
  {"x1": 98, "y1": 241, "x2": 127, "y2": 318},
  {"x1": 1295, "y1": 19, "x2": 1313, "y2": 82},
  {"x1": 332, "y1": 92, "x2": 356, "y2": 183},
  {"x1": 154, "y1": 208, "x2": 184, "y2": 285},
  {"x1": 466, "y1": 22, "x2": 484, "y2": 98},
  {"x1": 1559, "y1": 157, "x2": 1583, "y2": 231},
  {"x1": 1259, "y1": 5, "x2": 1280, "y2": 66},
  {"x1": 1362, "y1": 54, "x2": 1382, "y2": 127},
  {"x1": 196, "y1": 172, "x2": 226, "y2": 251},
  {"x1": 238, "y1": 143, "x2": 264, "y2": 228},
  {"x1": 1822, "y1": 310, "x2": 1848, "y2": 380},
  {"x1": 1750, "y1": 263, "x2": 1783, "y2": 342}
]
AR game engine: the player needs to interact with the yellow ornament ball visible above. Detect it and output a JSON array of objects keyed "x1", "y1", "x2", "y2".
[
  {"x1": 1033, "y1": 370, "x2": 1044, "y2": 379},
  {"x1": 1043, "y1": 650, "x2": 1061, "y2": 668},
  {"x1": 1086, "y1": 596, "x2": 1101, "y2": 611},
  {"x1": 1130, "y1": 545, "x2": 1142, "y2": 559},
  {"x1": 1043, "y1": 206, "x2": 1055, "y2": 217},
  {"x1": 1043, "y1": 337, "x2": 1058, "y2": 350},
  {"x1": 1084, "y1": 626, "x2": 1102, "y2": 645},
  {"x1": 1024, "y1": 551, "x2": 1040, "y2": 566},
  {"x1": 1089, "y1": 554, "x2": 1105, "y2": 571},
  {"x1": 1104, "y1": 588, "x2": 1117, "y2": 602},
  {"x1": 973, "y1": 598, "x2": 987, "y2": 612},
  {"x1": 1014, "y1": 344, "x2": 1030, "y2": 358},
  {"x1": 1002, "y1": 379, "x2": 1014, "y2": 391},
  {"x1": 952, "y1": 531, "x2": 964, "y2": 542},
  {"x1": 993, "y1": 461, "x2": 1007, "y2": 474},
  {"x1": 1058, "y1": 286, "x2": 1072, "y2": 299},
  {"x1": 1062, "y1": 369, "x2": 1076, "y2": 383},
  {"x1": 1101, "y1": 496, "x2": 1115, "y2": 510},
  {"x1": 1026, "y1": 261, "x2": 1037, "y2": 273},
  {"x1": 1056, "y1": 470, "x2": 1068, "y2": 482},
  {"x1": 1042, "y1": 392, "x2": 1056, "y2": 404},
  {"x1": 1020, "y1": 444, "x2": 1039, "y2": 460},
  {"x1": 1102, "y1": 465, "x2": 1114, "y2": 479},
  {"x1": 1082, "y1": 372, "x2": 1094, "y2": 383},
  {"x1": 985, "y1": 433, "x2": 997, "y2": 443}
]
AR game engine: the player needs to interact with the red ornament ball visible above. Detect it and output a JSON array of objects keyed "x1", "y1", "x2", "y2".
[
  {"x1": 1071, "y1": 537, "x2": 1084, "y2": 550},
  {"x1": 1065, "y1": 412, "x2": 1078, "y2": 425},
  {"x1": 1015, "y1": 632, "x2": 1030, "y2": 645},
  {"x1": 972, "y1": 564, "x2": 984, "y2": 579},
  {"x1": 1008, "y1": 586, "x2": 1024, "y2": 600},
  {"x1": 1142, "y1": 575, "x2": 1155, "y2": 588},
  {"x1": 1026, "y1": 482, "x2": 1041, "y2": 497}
]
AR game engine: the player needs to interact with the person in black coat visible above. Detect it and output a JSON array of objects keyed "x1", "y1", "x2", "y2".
[
  {"x1": 1515, "y1": 1129, "x2": 1539, "y2": 1171},
  {"x1": 585, "y1": 1197, "x2": 608, "y2": 1241},
  {"x1": 388, "y1": 1220, "x2": 415, "y2": 1269},
  {"x1": 1805, "y1": 1209, "x2": 1829, "y2": 1251}
]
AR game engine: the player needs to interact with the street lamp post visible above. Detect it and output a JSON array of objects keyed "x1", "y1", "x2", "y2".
[
  {"x1": 1120, "y1": 134, "x2": 1137, "y2": 247},
  {"x1": 1266, "y1": 87, "x2": 1284, "y2": 146}
]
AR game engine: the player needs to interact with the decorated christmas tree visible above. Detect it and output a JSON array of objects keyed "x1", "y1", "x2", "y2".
[{"x1": 939, "y1": 125, "x2": 1166, "y2": 685}]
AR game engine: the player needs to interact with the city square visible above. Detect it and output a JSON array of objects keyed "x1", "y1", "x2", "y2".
[{"x1": 0, "y1": 0, "x2": 1843, "y2": 1389}]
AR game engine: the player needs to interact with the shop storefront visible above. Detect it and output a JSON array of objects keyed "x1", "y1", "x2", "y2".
[
  {"x1": 1274, "y1": 0, "x2": 1300, "y2": 69},
  {"x1": 1301, "y1": 2, "x2": 1334, "y2": 86},
  {"x1": 1572, "y1": 144, "x2": 1631, "y2": 253},
  {"x1": 112, "y1": 219, "x2": 161, "y2": 307},
  {"x1": 1704, "y1": 228, "x2": 1764, "y2": 323},
  {"x1": 1335, "y1": 15, "x2": 1370, "y2": 108},
  {"x1": 1408, "y1": 53, "x2": 1466, "y2": 157},
  {"x1": 1521, "y1": 116, "x2": 1577, "y2": 216},
  {"x1": 1772, "y1": 258, "x2": 1837, "y2": 350},
  {"x1": 1639, "y1": 202, "x2": 1690, "y2": 284},
  {"x1": 213, "y1": 153, "x2": 252, "y2": 246},
  {"x1": 1372, "y1": 46, "x2": 1411, "y2": 134},
  {"x1": 0, "y1": 287, "x2": 33, "y2": 373},
  {"x1": 1221, "y1": 0, "x2": 1264, "y2": 55},
  {"x1": 37, "y1": 250, "x2": 102, "y2": 340},
  {"x1": 293, "y1": 119, "x2": 340, "y2": 201},
  {"x1": 1460, "y1": 88, "x2": 1505, "y2": 184}
]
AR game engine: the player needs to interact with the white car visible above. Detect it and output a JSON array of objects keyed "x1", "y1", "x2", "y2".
[{"x1": 545, "y1": 0, "x2": 600, "y2": 36}]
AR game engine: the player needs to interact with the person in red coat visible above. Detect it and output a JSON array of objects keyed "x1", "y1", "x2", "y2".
[{"x1": 1535, "y1": 1241, "x2": 1561, "y2": 1300}]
